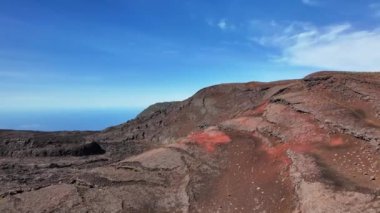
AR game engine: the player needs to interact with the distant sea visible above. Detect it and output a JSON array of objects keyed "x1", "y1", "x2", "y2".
[{"x1": 0, "y1": 109, "x2": 142, "y2": 131}]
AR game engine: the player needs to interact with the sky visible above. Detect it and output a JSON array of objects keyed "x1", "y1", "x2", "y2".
[{"x1": 1, "y1": 0, "x2": 380, "y2": 111}]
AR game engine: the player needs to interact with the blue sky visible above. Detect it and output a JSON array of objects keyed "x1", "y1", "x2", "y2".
[{"x1": 1, "y1": 0, "x2": 380, "y2": 110}]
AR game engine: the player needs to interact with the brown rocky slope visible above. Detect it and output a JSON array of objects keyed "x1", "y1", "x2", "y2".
[{"x1": 0, "y1": 71, "x2": 380, "y2": 212}]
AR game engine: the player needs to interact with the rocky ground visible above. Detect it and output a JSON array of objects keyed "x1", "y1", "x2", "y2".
[{"x1": 0, "y1": 71, "x2": 380, "y2": 212}]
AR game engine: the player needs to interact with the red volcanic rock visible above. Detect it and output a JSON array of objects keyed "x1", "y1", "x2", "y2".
[{"x1": 1, "y1": 71, "x2": 380, "y2": 212}]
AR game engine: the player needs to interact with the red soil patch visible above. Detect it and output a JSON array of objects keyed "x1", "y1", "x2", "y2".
[
  {"x1": 187, "y1": 130, "x2": 231, "y2": 152},
  {"x1": 262, "y1": 142, "x2": 315, "y2": 167},
  {"x1": 329, "y1": 136, "x2": 344, "y2": 147}
]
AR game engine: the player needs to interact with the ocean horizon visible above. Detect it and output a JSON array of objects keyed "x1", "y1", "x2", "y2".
[{"x1": 0, "y1": 108, "x2": 142, "y2": 131}]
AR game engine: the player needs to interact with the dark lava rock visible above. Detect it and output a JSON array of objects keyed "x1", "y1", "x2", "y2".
[{"x1": 38, "y1": 141, "x2": 106, "y2": 157}]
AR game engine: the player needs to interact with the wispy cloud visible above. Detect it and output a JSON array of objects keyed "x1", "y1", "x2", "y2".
[
  {"x1": 253, "y1": 22, "x2": 380, "y2": 71},
  {"x1": 370, "y1": 3, "x2": 380, "y2": 18},
  {"x1": 218, "y1": 19, "x2": 228, "y2": 30},
  {"x1": 207, "y1": 18, "x2": 235, "y2": 31},
  {"x1": 301, "y1": 0, "x2": 318, "y2": 6}
]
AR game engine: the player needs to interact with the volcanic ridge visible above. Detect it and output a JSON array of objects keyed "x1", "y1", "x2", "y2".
[{"x1": 1, "y1": 71, "x2": 380, "y2": 212}]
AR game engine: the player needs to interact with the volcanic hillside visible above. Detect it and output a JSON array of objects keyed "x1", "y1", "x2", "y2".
[{"x1": 0, "y1": 71, "x2": 380, "y2": 212}]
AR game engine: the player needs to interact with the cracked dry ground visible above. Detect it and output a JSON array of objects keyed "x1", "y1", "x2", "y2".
[{"x1": 1, "y1": 71, "x2": 380, "y2": 212}]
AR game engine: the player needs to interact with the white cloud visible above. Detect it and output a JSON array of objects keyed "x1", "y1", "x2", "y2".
[{"x1": 254, "y1": 22, "x2": 380, "y2": 71}]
